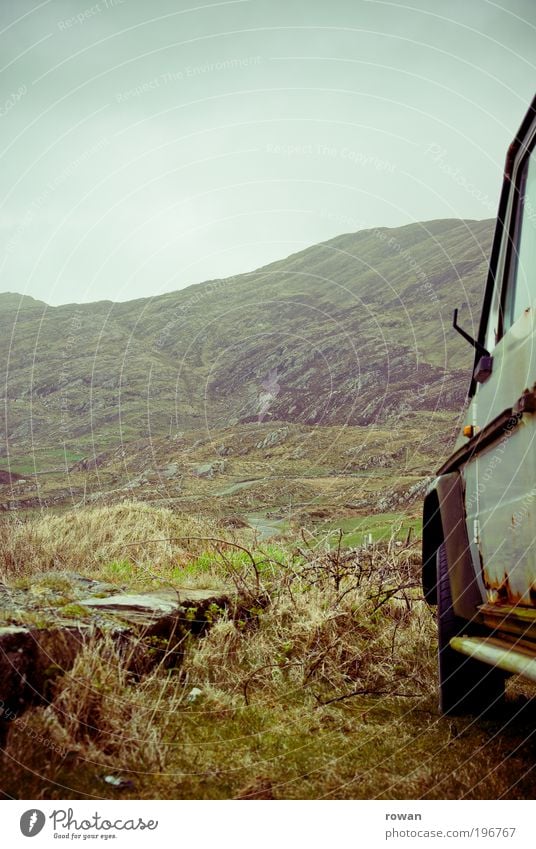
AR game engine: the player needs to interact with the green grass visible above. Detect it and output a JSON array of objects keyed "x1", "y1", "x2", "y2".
[
  {"x1": 320, "y1": 512, "x2": 423, "y2": 547},
  {"x1": 3, "y1": 448, "x2": 84, "y2": 475},
  {"x1": 101, "y1": 559, "x2": 137, "y2": 582},
  {"x1": 59, "y1": 602, "x2": 91, "y2": 619},
  {"x1": 173, "y1": 544, "x2": 293, "y2": 582}
]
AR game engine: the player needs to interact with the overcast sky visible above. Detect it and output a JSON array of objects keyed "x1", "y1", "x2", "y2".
[{"x1": 0, "y1": 0, "x2": 534, "y2": 305}]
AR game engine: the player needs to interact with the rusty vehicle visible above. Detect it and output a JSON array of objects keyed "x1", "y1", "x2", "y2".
[{"x1": 422, "y1": 95, "x2": 536, "y2": 715}]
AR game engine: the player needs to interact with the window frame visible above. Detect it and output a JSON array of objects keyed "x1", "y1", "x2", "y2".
[
  {"x1": 498, "y1": 134, "x2": 536, "y2": 341},
  {"x1": 467, "y1": 98, "x2": 536, "y2": 399}
]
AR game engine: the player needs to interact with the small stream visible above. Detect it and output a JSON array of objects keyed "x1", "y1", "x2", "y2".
[{"x1": 245, "y1": 511, "x2": 286, "y2": 539}]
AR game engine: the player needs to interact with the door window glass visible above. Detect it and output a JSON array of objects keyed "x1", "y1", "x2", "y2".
[{"x1": 503, "y1": 147, "x2": 536, "y2": 331}]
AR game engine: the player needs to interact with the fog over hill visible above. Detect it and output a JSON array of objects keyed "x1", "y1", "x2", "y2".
[{"x1": 1, "y1": 217, "x2": 493, "y2": 457}]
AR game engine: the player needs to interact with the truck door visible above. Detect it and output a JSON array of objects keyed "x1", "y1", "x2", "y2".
[{"x1": 470, "y1": 134, "x2": 536, "y2": 607}]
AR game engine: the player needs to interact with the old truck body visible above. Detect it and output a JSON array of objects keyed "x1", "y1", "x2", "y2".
[{"x1": 422, "y1": 95, "x2": 536, "y2": 714}]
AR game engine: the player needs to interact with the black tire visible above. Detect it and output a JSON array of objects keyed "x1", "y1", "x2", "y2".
[{"x1": 437, "y1": 543, "x2": 505, "y2": 716}]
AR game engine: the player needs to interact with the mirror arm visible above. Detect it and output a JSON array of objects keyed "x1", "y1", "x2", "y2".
[{"x1": 453, "y1": 309, "x2": 490, "y2": 359}]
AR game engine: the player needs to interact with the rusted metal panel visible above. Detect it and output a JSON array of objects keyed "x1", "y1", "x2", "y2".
[
  {"x1": 451, "y1": 635, "x2": 536, "y2": 682},
  {"x1": 478, "y1": 602, "x2": 536, "y2": 642},
  {"x1": 463, "y1": 304, "x2": 536, "y2": 609}
]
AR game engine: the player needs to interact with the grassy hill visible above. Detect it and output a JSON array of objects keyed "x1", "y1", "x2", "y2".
[{"x1": 1, "y1": 218, "x2": 492, "y2": 464}]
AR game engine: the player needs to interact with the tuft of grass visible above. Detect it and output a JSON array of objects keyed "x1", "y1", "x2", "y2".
[
  {"x1": 59, "y1": 603, "x2": 91, "y2": 620},
  {"x1": 100, "y1": 559, "x2": 136, "y2": 583},
  {"x1": 33, "y1": 574, "x2": 75, "y2": 593}
]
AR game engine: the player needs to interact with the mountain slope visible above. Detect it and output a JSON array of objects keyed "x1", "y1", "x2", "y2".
[{"x1": 0, "y1": 218, "x2": 493, "y2": 457}]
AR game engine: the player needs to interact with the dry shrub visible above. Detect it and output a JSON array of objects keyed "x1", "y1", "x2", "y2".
[{"x1": 184, "y1": 540, "x2": 436, "y2": 706}]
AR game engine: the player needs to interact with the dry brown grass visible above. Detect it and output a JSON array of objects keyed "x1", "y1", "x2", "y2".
[
  {"x1": 2, "y1": 509, "x2": 536, "y2": 800},
  {"x1": 0, "y1": 501, "x2": 234, "y2": 587},
  {"x1": 2, "y1": 634, "x2": 181, "y2": 795}
]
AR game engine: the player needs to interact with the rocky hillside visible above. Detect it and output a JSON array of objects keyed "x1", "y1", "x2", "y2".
[{"x1": 1, "y1": 218, "x2": 493, "y2": 459}]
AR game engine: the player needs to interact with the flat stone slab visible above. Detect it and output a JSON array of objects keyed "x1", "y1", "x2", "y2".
[
  {"x1": 78, "y1": 587, "x2": 231, "y2": 625},
  {"x1": 0, "y1": 626, "x2": 29, "y2": 637},
  {"x1": 79, "y1": 587, "x2": 226, "y2": 611},
  {"x1": 0, "y1": 584, "x2": 236, "y2": 732},
  {"x1": 79, "y1": 593, "x2": 178, "y2": 614}
]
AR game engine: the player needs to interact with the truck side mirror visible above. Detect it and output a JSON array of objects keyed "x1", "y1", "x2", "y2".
[{"x1": 452, "y1": 308, "x2": 493, "y2": 383}]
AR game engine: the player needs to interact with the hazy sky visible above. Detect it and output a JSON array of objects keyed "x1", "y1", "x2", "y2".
[{"x1": 0, "y1": 0, "x2": 534, "y2": 305}]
